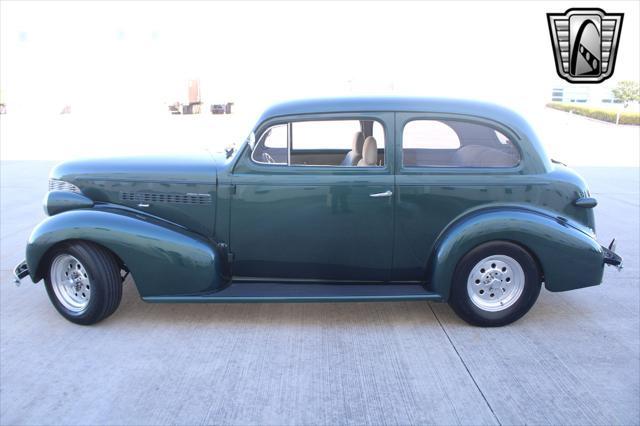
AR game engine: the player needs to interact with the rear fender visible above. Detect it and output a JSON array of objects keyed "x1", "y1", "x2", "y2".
[
  {"x1": 26, "y1": 208, "x2": 229, "y2": 297},
  {"x1": 429, "y1": 208, "x2": 604, "y2": 300}
]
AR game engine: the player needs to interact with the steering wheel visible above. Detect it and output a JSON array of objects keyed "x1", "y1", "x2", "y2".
[{"x1": 262, "y1": 152, "x2": 276, "y2": 164}]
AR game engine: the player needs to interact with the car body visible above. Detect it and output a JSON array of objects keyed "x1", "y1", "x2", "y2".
[{"x1": 13, "y1": 97, "x2": 622, "y2": 326}]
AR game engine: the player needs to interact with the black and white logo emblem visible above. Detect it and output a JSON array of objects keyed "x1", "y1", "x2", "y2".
[{"x1": 547, "y1": 8, "x2": 623, "y2": 83}]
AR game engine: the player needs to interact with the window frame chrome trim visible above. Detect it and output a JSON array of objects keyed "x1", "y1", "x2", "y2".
[{"x1": 250, "y1": 123, "x2": 289, "y2": 166}]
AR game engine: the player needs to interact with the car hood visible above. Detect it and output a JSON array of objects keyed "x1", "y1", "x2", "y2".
[
  {"x1": 48, "y1": 152, "x2": 229, "y2": 237},
  {"x1": 50, "y1": 152, "x2": 226, "y2": 184}
]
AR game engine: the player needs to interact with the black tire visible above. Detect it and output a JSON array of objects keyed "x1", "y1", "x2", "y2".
[
  {"x1": 449, "y1": 241, "x2": 541, "y2": 327},
  {"x1": 44, "y1": 241, "x2": 122, "y2": 325}
]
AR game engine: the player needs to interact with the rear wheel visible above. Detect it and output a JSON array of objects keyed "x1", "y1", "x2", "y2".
[
  {"x1": 449, "y1": 241, "x2": 541, "y2": 327},
  {"x1": 44, "y1": 241, "x2": 122, "y2": 325}
]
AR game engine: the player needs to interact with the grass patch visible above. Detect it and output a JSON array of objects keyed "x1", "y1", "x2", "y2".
[{"x1": 546, "y1": 102, "x2": 640, "y2": 125}]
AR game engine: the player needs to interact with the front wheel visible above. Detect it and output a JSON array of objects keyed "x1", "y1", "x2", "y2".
[
  {"x1": 449, "y1": 241, "x2": 541, "y2": 327},
  {"x1": 44, "y1": 241, "x2": 123, "y2": 325}
]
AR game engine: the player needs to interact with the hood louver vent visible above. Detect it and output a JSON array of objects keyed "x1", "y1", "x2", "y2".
[
  {"x1": 49, "y1": 179, "x2": 81, "y2": 193},
  {"x1": 120, "y1": 192, "x2": 212, "y2": 205}
]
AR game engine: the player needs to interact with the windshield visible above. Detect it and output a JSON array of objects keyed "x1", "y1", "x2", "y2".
[
  {"x1": 209, "y1": 111, "x2": 260, "y2": 158},
  {"x1": 222, "y1": 132, "x2": 254, "y2": 158}
]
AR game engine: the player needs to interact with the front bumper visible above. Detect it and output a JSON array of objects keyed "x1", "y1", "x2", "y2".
[
  {"x1": 602, "y1": 239, "x2": 623, "y2": 271},
  {"x1": 12, "y1": 261, "x2": 29, "y2": 286}
]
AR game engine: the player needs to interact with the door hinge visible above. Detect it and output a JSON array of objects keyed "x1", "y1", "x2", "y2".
[{"x1": 230, "y1": 184, "x2": 237, "y2": 195}]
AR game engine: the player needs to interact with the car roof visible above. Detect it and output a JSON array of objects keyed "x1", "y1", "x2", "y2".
[{"x1": 258, "y1": 97, "x2": 533, "y2": 139}]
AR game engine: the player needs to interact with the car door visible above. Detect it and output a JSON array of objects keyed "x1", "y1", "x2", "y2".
[
  {"x1": 229, "y1": 113, "x2": 395, "y2": 282},
  {"x1": 392, "y1": 112, "x2": 523, "y2": 281}
]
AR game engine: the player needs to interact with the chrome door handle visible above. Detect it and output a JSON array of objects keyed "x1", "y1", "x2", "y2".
[
  {"x1": 137, "y1": 203, "x2": 150, "y2": 208},
  {"x1": 370, "y1": 190, "x2": 393, "y2": 198}
]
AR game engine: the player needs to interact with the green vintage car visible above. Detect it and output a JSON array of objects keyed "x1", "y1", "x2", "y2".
[{"x1": 13, "y1": 97, "x2": 622, "y2": 326}]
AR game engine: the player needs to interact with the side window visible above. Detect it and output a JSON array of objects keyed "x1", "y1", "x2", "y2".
[
  {"x1": 252, "y1": 124, "x2": 288, "y2": 165},
  {"x1": 290, "y1": 120, "x2": 384, "y2": 167},
  {"x1": 252, "y1": 119, "x2": 385, "y2": 167},
  {"x1": 402, "y1": 119, "x2": 520, "y2": 168},
  {"x1": 291, "y1": 120, "x2": 360, "y2": 150},
  {"x1": 403, "y1": 120, "x2": 460, "y2": 149}
]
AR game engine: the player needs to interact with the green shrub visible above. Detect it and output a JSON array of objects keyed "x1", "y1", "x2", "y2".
[
  {"x1": 546, "y1": 102, "x2": 639, "y2": 125},
  {"x1": 619, "y1": 112, "x2": 640, "y2": 125}
]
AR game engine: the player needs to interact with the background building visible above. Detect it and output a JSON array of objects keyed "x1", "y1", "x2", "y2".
[{"x1": 551, "y1": 85, "x2": 622, "y2": 105}]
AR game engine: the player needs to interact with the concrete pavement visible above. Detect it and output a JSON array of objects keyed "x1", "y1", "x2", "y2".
[{"x1": 0, "y1": 162, "x2": 638, "y2": 425}]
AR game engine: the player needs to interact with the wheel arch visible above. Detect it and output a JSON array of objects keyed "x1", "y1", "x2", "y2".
[
  {"x1": 35, "y1": 239, "x2": 128, "y2": 283},
  {"x1": 439, "y1": 237, "x2": 546, "y2": 282},
  {"x1": 26, "y1": 208, "x2": 230, "y2": 297},
  {"x1": 426, "y1": 207, "x2": 604, "y2": 300}
]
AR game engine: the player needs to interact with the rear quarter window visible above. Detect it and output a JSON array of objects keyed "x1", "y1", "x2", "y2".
[{"x1": 402, "y1": 119, "x2": 520, "y2": 168}]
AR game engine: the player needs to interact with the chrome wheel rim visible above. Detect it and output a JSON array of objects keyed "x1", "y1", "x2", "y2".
[
  {"x1": 467, "y1": 255, "x2": 525, "y2": 312},
  {"x1": 51, "y1": 254, "x2": 91, "y2": 312}
]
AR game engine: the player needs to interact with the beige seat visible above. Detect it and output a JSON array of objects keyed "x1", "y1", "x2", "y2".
[
  {"x1": 340, "y1": 131, "x2": 364, "y2": 166},
  {"x1": 357, "y1": 136, "x2": 378, "y2": 166}
]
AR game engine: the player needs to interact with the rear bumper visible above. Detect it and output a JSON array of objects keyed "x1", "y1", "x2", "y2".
[
  {"x1": 602, "y1": 241, "x2": 623, "y2": 271},
  {"x1": 12, "y1": 260, "x2": 29, "y2": 286}
]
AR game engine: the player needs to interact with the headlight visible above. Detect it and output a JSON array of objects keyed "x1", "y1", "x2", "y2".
[{"x1": 48, "y1": 179, "x2": 80, "y2": 193}]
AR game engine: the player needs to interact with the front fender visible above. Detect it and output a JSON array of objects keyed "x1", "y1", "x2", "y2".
[
  {"x1": 26, "y1": 208, "x2": 229, "y2": 297},
  {"x1": 429, "y1": 208, "x2": 604, "y2": 300}
]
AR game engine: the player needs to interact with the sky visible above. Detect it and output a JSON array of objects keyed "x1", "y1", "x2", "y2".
[
  {"x1": 1, "y1": 0, "x2": 638, "y2": 118},
  {"x1": 0, "y1": 1, "x2": 638, "y2": 163}
]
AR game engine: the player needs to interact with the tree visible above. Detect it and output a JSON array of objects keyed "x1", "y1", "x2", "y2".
[{"x1": 612, "y1": 80, "x2": 640, "y2": 108}]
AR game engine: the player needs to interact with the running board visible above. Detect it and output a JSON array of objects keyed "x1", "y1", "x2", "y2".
[{"x1": 143, "y1": 282, "x2": 443, "y2": 303}]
